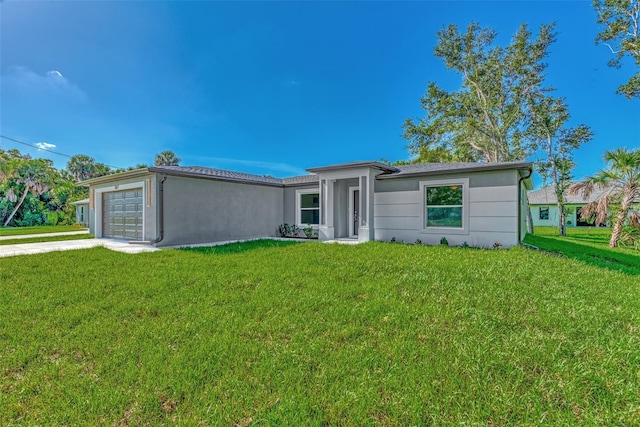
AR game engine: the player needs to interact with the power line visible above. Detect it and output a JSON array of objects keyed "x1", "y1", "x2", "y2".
[{"x1": 0, "y1": 134, "x2": 124, "y2": 170}]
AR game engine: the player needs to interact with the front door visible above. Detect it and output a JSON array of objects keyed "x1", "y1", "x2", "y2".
[{"x1": 349, "y1": 187, "x2": 359, "y2": 237}]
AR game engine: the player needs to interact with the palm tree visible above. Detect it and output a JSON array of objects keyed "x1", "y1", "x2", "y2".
[
  {"x1": 154, "y1": 150, "x2": 181, "y2": 166},
  {"x1": 66, "y1": 155, "x2": 112, "y2": 181},
  {"x1": 568, "y1": 148, "x2": 640, "y2": 247},
  {"x1": 66, "y1": 154, "x2": 96, "y2": 181}
]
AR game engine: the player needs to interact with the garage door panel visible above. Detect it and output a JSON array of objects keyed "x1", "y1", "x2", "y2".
[{"x1": 102, "y1": 188, "x2": 143, "y2": 240}]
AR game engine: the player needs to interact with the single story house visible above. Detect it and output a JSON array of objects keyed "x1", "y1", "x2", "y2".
[
  {"x1": 81, "y1": 160, "x2": 533, "y2": 248},
  {"x1": 528, "y1": 185, "x2": 640, "y2": 228},
  {"x1": 71, "y1": 198, "x2": 90, "y2": 227}
]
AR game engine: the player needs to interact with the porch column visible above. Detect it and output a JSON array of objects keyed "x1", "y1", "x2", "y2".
[
  {"x1": 318, "y1": 178, "x2": 335, "y2": 240},
  {"x1": 358, "y1": 172, "x2": 376, "y2": 242}
]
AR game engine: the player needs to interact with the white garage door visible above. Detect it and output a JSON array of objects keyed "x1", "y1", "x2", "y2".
[{"x1": 102, "y1": 189, "x2": 143, "y2": 240}]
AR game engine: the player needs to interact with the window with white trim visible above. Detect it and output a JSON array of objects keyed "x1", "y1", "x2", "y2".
[
  {"x1": 296, "y1": 190, "x2": 320, "y2": 225},
  {"x1": 539, "y1": 207, "x2": 549, "y2": 220},
  {"x1": 425, "y1": 184, "x2": 463, "y2": 228}
]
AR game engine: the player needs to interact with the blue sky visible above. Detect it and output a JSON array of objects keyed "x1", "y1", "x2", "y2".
[{"x1": 1, "y1": 1, "x2": 638, "y2": 186}]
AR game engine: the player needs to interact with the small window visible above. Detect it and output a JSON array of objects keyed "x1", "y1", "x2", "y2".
[
  {"x1": 299, "y1": 192, "x2": 319, "y2": 225},
  {"x1": 539, "y1": 207, "x2": 549, "y2": 220},
  {"x1": 79, "y1": 206, "x2": 85, "y2": 222},
  {"x1": 425, "y1": 185, "x2": 463, "y2": 228}
]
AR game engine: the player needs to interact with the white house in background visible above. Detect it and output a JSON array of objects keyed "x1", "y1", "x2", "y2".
[
  {"x1": 80, "y1": 160, "x2": 534, "y2": 248},
  {"x1": 527, "y1": 185, "x2": 640, "y2": 228},
  {"x1": 71, "y1": 198, "x2": 90, "y2": 227}
]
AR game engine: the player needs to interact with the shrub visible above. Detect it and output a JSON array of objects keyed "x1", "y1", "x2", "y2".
[
  {"x1": 278, "y1": 224, "x2": 301, "y2": 238},
  {"x1": 302, "y1": 224, "x2": 318, "y2": 239}
]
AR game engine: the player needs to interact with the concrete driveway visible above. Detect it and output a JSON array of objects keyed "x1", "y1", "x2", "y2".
[{"x1": 0, "y1": 236, "x2": 158, "y2": 258}]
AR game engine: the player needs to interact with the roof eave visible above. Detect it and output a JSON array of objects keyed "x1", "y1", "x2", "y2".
[
  {"x1": 79, "y1": 168, "x2": 152, "y2": 186},
  {"x1": 147, "y1": 167, "x2": 284, "y2": 187},
  {"x1": 377, "y1": 162, "x2": 534, "y2": 179},
  {"x1": 282, "y1": 181, "x2": 320, "y2": 187},
  {"x1": 306, "y1": 161, "x2": 399, "y2": 174}
]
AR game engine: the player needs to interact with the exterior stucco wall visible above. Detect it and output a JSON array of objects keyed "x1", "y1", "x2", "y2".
[
  {"x1": 531, "y1": 204, "x2": 582, "y2": 228},
  {"x1": 374, "y1": 170, "x2": 522, "y2": 247},
  {"x1": 160, "y1": 175, "x2": 284, "y2": 246},
  {"x1": 88, "y1": 174, "x2": 158, "y2": 241},
  {"x1": 532, "y1": 204, "x2": 561, "y2": 227}
]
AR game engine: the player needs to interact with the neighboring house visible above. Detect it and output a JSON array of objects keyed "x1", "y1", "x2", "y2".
[
  {"x1": 81, "y1": 161, "x2": 533, "y2": 248},
  {"x1": 71, "y1": 198, "x2": 90, "y2": 227},
  {"x1": 528, "y1": 185, "x2": 640, "y2": 228}
]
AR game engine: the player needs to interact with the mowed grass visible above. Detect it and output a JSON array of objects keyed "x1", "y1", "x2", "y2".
[
  {"x1": 524, "y1": 227, "x2": 640, "y2": 275},
  {"x1": 180, "y1": 238, "x2": 301, "y2": 255},
  {"x1": 0, "y1": 225, "x2": 85, "y2": 236},
  {"x1": 0, "y1": 234, "x2": 94, "y2": 246},
  {"x1": 1, "y1": 241, "x2": 640, "y2": 425}
]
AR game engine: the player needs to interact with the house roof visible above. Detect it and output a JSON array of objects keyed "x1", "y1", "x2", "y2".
[
  {"x1": 377, "y1": 161, "x2": 533, "y2": 179},
  {"x1": 149, "y1": 165, "x2": 285, "y2": 186},
  {"x1": 80, "y1": 165, "x2": 318, "y2": 187},
  {"x1": 281, "y1": 174, "x2": 319, "y2": 185},
  {"x1": 81, "y1": 161, "x2": 533, "y2": 188},
  {"x1": 71, "y1": 198, "x2": 90, "y2": 205},
  {"x1": 528, "y1": 184, "x2": 616, "y2": 204},
  {"x1": 306, "y1": 161, "x2": 399, "y2": 174}
]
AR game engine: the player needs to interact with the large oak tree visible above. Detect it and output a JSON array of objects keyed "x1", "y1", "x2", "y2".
[
  {"x1": 594, "y1": 0, "x2": 640, "y2": 98},
  {"x1": 403, "y1": 22, "x2": 556, "y2": 163}
]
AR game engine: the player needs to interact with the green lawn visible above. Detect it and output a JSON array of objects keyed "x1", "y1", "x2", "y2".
[
  {"x1": 524, "y1": 226, "x2": 640, "y2": 276},
  {"x1": 0, "y1": 225, "x2": 85, "y2": 236},
  {"x1": 0, "y1": 234, "x2": 95, "y2": 246},
  {"x1": 1, "y1": 241, "x2": 639, "y2": 424}
]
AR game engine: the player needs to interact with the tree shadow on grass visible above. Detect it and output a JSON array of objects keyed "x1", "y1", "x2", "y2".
[
  {"x1": 524, "y1": 234, "x2": 640, "y2": 276},
  {"x1": 178, "y1": 239, "x2": 303, "y2": 256}
]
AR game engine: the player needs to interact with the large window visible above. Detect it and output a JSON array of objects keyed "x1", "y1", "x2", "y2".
[
  {"x1": 539, "y1": 207, "x2": 549, "y2": 220},
  {"x1": 425, "y1": 184, "x2": 463, "y2": 228},
  {"x1": 297, "y1": 191, "x2": 319, "y2": 225}
]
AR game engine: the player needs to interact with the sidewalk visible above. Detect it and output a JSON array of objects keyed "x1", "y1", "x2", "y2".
[
  {"x1": 0, "y1": 230, "x2": 90, "y2": 241},
  {"x1": 0, "y1": 238, "x2": 158, "y2": 258}
]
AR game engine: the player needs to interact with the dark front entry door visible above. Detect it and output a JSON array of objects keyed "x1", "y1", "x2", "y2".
[{"x1": 353, "y1": 190, "x2": 359, "y2": 236}]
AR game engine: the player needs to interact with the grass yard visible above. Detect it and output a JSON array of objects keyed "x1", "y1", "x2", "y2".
[
  {"x1": 181, "y1": 238, "x2": 301, "y2": 255},
  {"x1": 524, "y1": 227, "x2": 640, "y2": 276},
  {"x1": 1, "y1": 240, "x2": 640, "y2": 425},
  {"x1": 0, "y1": 225, "x2": 85, "y2": 236}
]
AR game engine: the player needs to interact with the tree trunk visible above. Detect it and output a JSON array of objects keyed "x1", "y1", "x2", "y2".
[
  {"x1": 3, "y1": 186, "x2": 29, "y2": 227},
  {"x1": 557, "y1": 202, "x2": 566, "y2": 236},
  {"x1": 609, "y1": 201, "x2": 631, "y2": 247}
]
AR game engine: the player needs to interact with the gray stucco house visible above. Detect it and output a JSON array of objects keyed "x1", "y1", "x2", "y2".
[{"x1": 81, "y1": 161, "x2": 533, "y2": 248}]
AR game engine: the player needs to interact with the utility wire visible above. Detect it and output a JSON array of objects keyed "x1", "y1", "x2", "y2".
[{"x1": 0, "y1": 134, "x2": 124, "y2": 170}]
